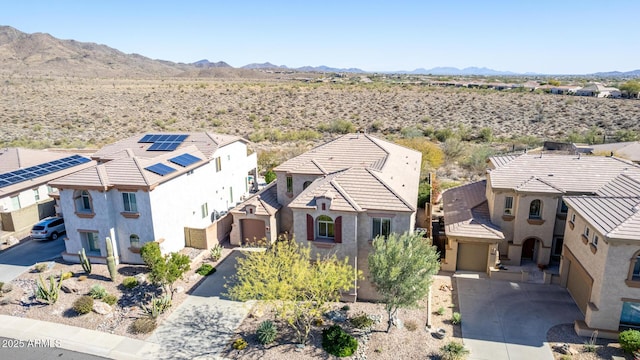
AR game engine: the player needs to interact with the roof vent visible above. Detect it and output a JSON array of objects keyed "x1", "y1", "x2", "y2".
[{"x1": 548, "y1": 174, "x2": 554, "y2": 177}]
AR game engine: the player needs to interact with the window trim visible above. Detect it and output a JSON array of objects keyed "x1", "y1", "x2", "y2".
[
  {"x1": 286, "y1": 176, "x2": 293, "y2": 193},
  {"x1": 122, "y1": 192, "x2": 138, "y2": 213},
  {"x1": 317, "y1": 215, "x2": 334, "y2": 239},
  {"x1": 372, "y1": 217, "x2": 392, "y2": 239},
  {"x1": 80, "y1": 231, "x2": 101, "y2": 256},
  {"x1": 528, "y1": 199, "x2": 542, "y2": 220},
  {"x1": 627, "y1": 251, "x2": 640, "y2": 287},
  {"x1": 74, "y1": 190, "x2": 94, "y2": 217},
  {"x1": 201, "y1": 203, "x2": 209, "y2": 219},
  {"x1": 504, "y1": 196, "x2": 514, "y2": 215},
  {"x1": 33, "y1": 188, "x2": 40, "y2": 202}
]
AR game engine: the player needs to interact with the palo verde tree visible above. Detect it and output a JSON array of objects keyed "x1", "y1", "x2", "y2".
[
  {"x1": 368, "y1": 231, "x2": 440, "y2": 333},
  {"x1": 226, "y1": 237, "x2": 359, "y2": 344},
  {"x1": 140, "y1": 242, "x2": 191, "y2": 300}
]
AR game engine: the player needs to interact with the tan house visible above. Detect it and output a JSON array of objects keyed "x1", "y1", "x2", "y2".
[
  {"x1": 560, "y1": 173, "x2": 640, "y2": 337},
  {"x1": 441, "y1": 153, "x2": 640, "y2": 273},
  {"x1": 230, "y1": 133, "x2": 422, "y2": 301},
  {"x1": 575, "y1": 82, "x2": 622, "y2": 98},
  {"x1": 0, "y1": 148, "x2": 94, "y2": 240}
]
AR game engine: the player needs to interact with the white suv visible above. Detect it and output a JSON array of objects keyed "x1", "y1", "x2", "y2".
[{"x1": 30, "y1": 217, "x2": 66, "y2": 240}]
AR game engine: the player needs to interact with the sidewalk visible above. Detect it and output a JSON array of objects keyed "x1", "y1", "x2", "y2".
[{"x1": 0, "y1": 314, "x2": 161, "y2": 359}]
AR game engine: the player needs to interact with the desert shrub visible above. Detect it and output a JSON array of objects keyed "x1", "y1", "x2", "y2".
[
  {"x1": 322, "y1": 325, "x2": 358, "y2": 357},
  {"x1": 61, "y1": 272, "x2": 73, "y2": 280},
  {"x1": 405, "y1": 320, "x2": 418, "y2": 331},
  {"x1": 341, "y1": 305, "x2": 350, "y2": 311},
  {"x1": 441, "y1": 137, "x2": 467, "y2": 161},
  {"x1": 34, "y1": 263, "x2": 48, "y2": 273},
  {"x1": 35, "y1": 274, "x2": 62, "y2": 304},
  {"x1": 461, "y1": 145, "x2": 495, "y2": 175},
  {"x1": 314, "y1": 317, "x2": 324, "y2": 326},
  {"x1": 141, "y1": 295, "x2": 172, "y2": 318},
  {"x1": 232, "y1": 338, "x2": 248, "y2": 350},
  {"x1": 256, "y1": 320, "x2": 278, "y2": 345},
  {"x1": 264, "y1": 170, "x2": 276, "y2": 184},
  {"x1": 619, "y1": 329, "x2": 640, "y2": 353},
  {"x1": 349, "y1": 312, "x2": 375, "y2": 329},
  {"x1": 436, "y1": 306, "x2": 446, "y2": 315},
  {"x1": 434, "y1": 128, "x2": 455, "y2": 142},
  {"x1": 417, "y1": 182, "x2": 431, "y2": 208},
  {"x1": 209, "y1": 245, "x2": 222, "y2": 262},
  {"x1": 130, "y1": 317, "x2": 157, "y2": 334},
  {"x1": 102, "y1": 294, "x2": 118, "y2": 305},
  {"x1": 122, "y1": 277, "x2": 138, "y2": 289},
  {"x1": 440, "y1": 341, "x2": 469, "y2": 360},
  {"x1": 196, "y1": 263, "x2": 216, "y2": 276},
  {"x1": 400, "y1": 126, "x2": 423, "y2": 138},
  {"x1": 89, "y1": 284, "x2": 107, "y2": 299},
  {"x1": 370, "y1": 120, "x2": 384, "y2": 132},
  {"x1": 318, "y1": 119, "x2": 355, "y2": 134},
  {"x1": 395, "y1": 137, "x2": 444, "y2": 171},
  {"x1": 0, "y1": 282, "x2": 3, "y2": 292},
  {"x1": 73, "y1": 295, "x2": 94, "y2": 315},
  {"x1": 451, "y1": 312, "x2": 462, "y2": 325},
  {"x1": 478, "y1": 127, "x2": 493, "y2": 143}
]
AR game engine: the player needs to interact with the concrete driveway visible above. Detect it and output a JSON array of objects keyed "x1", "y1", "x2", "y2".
[
  {"x1": 148, "y1": 250, "x2": 254, "y2": 360},
  {"x1": 0, "y1": 237, "x2": 65, "y2": 282},
  {"x1": 456, "y1": 276, "x2": 583, "y2": 360}
]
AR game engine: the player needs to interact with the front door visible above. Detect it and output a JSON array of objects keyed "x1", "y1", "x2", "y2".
[{"x1": 522, "y1": 238, "x2": 536, "y2": 260}]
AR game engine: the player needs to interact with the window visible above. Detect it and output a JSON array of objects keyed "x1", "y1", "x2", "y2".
[
  {"x1": 122, "y1": 192, "x2": 137, "y2": 213},
  {"x1": 303, "y1": 181, "x2": 312, "y2": 190},
  {"x1": 621, "y1": 302, "x2": 640, "y2": 326},
  {"x1": 286, "y1": 176, "x2": 293, "y2": 193},
  {"x1": 229, "y1": 187, "x2": 234, "y2": 203},
  {"x1": 201, "y1": 203, "x2": 208, "y2": 219},
  {"x1": 633, "y1": 255, "x2": 640, "y2": 281},
  {"x1": 10, "y1": 195, "x2": 20, "y2": 210},
  {"x1": 584, "y1": 226, "x2": 590, "y2": 238},
  {"x1": 215, "y1": 157, "x2": 222, "y2": 172},
  {"x1": 33, "y1": 189, "x2": 40, "y2": 202},
  {"x1": 82, "y1": 232, "x2": 100, "y2": 255},
  {"x1": 560, "y1": 201, "x2": 568, "y2": 214},
  {"x1": 372, "y1": 218, "x2": 391, "y2": 239},
  {"x1": 47, "y1": 185, "x2": 54, "y2": 194},
  {"x1": 129, "y1": 234, "x2": 140, "y2": 248},
  {"x1": 74, "y1": 190, "x2": 92, "y2": 213},
  {"x1": 592, "y1": 234, "x2": 599, "y2": 247},
  {"x1": 317, "y1": 215, "x2": 334, "y2": 238},
  {"x1": 504, "y1": 196, "x2": 513, "y2": 215},
  {"x1": 571, "y1": 213, "x2": 576, "y2": 223},
  {"x1": 528, "y1": 199, "x2": 541, "y2": 219}
]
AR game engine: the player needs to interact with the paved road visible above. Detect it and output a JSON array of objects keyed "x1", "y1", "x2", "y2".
[
  {"x1": 0, "y1": 237, "x2": 65, "y2": 282},
  {"x1": 0, "y1": 336, "x2": 109, "y2": 360},
  {"x1": 456, "y1": 276, "x2": 583, "y2": 360}
]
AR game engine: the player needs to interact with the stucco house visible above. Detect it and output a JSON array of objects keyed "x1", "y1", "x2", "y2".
[
  {"x1": 560, "y1": 173, "x2": 640, "y2": 337},
  {"x1": 441, "y1": 153, "x2": 640, "y2": 273},
  {"x1": 230, "y1": 133, "x2": 422, "y2": 300},
  {"x1": 575, "y1": 83, "x2": 622, "y2": 98},
  {"x1": 50, "y1": 132, "x2": 257, "y2": 265},
  {"x1": 0, "y1": 148, "x2": 94, "y2": 238}
]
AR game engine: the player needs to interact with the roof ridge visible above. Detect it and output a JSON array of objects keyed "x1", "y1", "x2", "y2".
[
  {"x1": 609, "y1": 206, "x2": 640, "y2": 236},
  {"x1": 365, "y1": 167, "x2": 416, "y2": 211},
  {"x1": 328, "y1": 177, "x2": 362, "y2": 212},
  {"x1": 363, "y1": 133, "x2": 390, "y2": 170},
  {"x1": 132, "y1": 157, "x2": 152, "y2": 186},
  {"x1": 95, "y1": 164, "x2": 109, "y2": 189},
  {"x1": 533, "y1": 176, "x2": 564, "y2": 192},
  {"x1": 311, "y1": 159, "x2": 328, "y2": 175}
]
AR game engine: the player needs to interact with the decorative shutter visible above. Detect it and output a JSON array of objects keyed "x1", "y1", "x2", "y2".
[
  {"x1": 306, "y1": 214, "x2": 314, "y2": 241},
  {"x1": 334, "y1": 216, "x2": 342, "y2": 243}
]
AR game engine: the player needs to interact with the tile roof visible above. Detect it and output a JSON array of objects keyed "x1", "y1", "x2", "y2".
[
  {"x1": 50, "y1": 146, "x2": 208, "y2": 190},
  {"x1": 564, "y1": 196, "x2": 640, "y2": 241},
  {"x1": 590, "y1": 142, "x2": 640, "y2": 163},
  {"x1": 597, "y1": 174, "x2": 640, "y2": 197},
  {"x1": 92, "y1": 132, "x2": 244, "y2": 161},
  {"x1": 289, "y1": 167, "x2": 415, "y2": 212},
  {"x1": 230, "y1": 182, "x2": 281, "y2": 216},
  {"x1": 488, "y1": 154, "x2": 640, "y2": 194},
  {"x1": 0, "y1": 148, "x2": 95, "y2": 197},
  {"x1": 488, "y1": 154, "x2": 520, "y2": 168},
  {"x1": 274, "y1": 134, "x2": 389, "y2": 174},
  {"x1": 442, "y1": 180, "x2": 504, "y2": 240}
]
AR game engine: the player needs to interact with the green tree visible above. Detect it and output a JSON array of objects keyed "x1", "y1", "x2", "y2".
[
  {"x1": 368, "y1": 231, "x2": 440, "y2": 333},
  {"x1": 264, "y1": 170, "x2": 276, "y2": 184},
  {"x1": 226, "y1": 237, "x2": 359, "y2": 344},
  {"x1": 140, "y1": 242, "x2": 191, "y2": 300},
  {"x1": 620, "y1": 80, "x2": 640, "y2": 98},
  {"x1": 461, "y1": 144, "x2": 495, "y2": 175}
]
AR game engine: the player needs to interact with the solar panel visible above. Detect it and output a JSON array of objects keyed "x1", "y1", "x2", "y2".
[
  {"x1": 148, "y1": 141, "x2": 183, "y2": 151},
  {"x1": 0, "y1": 155, "x2": 91, "y2": 189},
  {"x1": 138, "y1": 134, "x2": 155, "y2": 143},
  {"x1": 138, "y1": 134, "x2": 189, "y2": 149},
  {"x1": 144, "y1": 163, "x2": 177, "y2": 176},
  {"x1": 169, "y1": 153, "x2": 201, "y2": 167}
]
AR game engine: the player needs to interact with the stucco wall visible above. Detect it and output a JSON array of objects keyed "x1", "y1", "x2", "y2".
[
  {"x1": 275, "y1": 172, "x2": 321, "y2": 233},
  {"x1": 0, "y1": 184, "x2": 52, "y2": 212}
]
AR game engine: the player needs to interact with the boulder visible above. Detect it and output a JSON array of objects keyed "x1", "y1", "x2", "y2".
[
  {"x1": 174, "y1": 286, "x2": 185, "y2": 294},
  {"x1": 93, "y1": 301, "x2": 112, "y2": 315},
  {"x1": 134, "y1": 273, "x2": 147, "y2": 284},
  {"x1": 61, "y1": 281, "x2": 80, "y2": 294}
]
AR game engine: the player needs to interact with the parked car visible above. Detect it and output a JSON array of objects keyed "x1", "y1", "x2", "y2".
[{"x1": 30, "y1": 217, "x2": 65, "y2": 240}]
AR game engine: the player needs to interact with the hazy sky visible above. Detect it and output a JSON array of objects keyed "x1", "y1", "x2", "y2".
[{"x1": 2, "y1": 1, "x2": 638, "y2": 74}]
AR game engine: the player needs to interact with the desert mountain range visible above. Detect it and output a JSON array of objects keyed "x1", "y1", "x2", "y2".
[{"x1": 1, "y1": 25, "x2": 638, "y2": 78}]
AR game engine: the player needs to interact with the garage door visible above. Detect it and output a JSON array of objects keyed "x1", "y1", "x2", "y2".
[
  {"x1": 241, "y1": 219, "x2": 266, "y2": 244},
  {"x1": 457, "y1": 243, "x2": 489, "y2": 272},
  {"x1": 566, "y1": 260, "x2": 593, "y2": 315}
]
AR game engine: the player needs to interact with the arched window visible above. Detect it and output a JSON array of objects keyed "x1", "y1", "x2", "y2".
[
  {"x1": 529, "y1": 199, "x2": 542, "y2": 219},
  {"x1": 74, "y1": 190, "x2": 93, "y2": 213},
  {"x1": 130, "y1": 234, "x2": 140, "y2": 249},
  {"x1": 303, "y1": 181, "x2": 312, "y2": 190},
  {"x1": 628, "y1": 251, "x2": 640, "y2": 283},
  {"x1": 317, "y1": 215, "x2": 334, "y2": 238}
]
